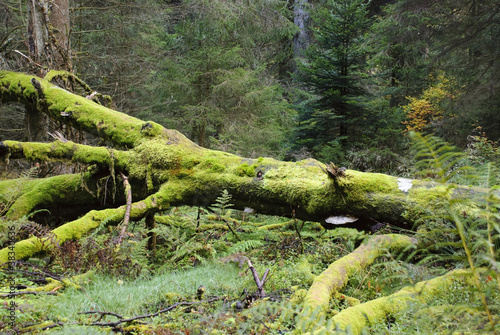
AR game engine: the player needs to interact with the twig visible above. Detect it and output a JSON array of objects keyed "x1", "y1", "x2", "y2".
[
  {"x1": 19, "y1": 298, "x2": 223, "y2": 332},
  {"x1": 7, "y1": 260, "x2": 63, "y2": 281},
  {"x1": 39, "y1": 322, "x2": 65, "y2": 331},
  {"x1": 292, "y1": 208, "x2": 304, "y2": 254},
  {"x1": 19, "y1": 321, "x2": 68, "y2": 333},
  {"x1": 217, "y1": 214, "x2": 241, "y2": 241},
  {"x1": 78, "y1": 310, "x2": 123, "y2": 319},
  {"x1": 84, "y1": 297, "x2": 222, "y2": 327},
  {"x1": 13, "y1": 49, "x2": 43, "y2": 68},
  {"x1": 0, "y1": 291, "x2": 57, "y2": 297},
  {"x1": 246, "y1": 259, "x2": 269, "y2": 298}
]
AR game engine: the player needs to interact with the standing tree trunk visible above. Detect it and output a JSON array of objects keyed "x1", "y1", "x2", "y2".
[
  {"x1": 27, "y1": 0, "x2": 71, "y2": 72},
  {"x1": 26, "y1": 0, "x2": 71, "y2": 143},
  {"x1": 293, "y1": 0, "x2": 311, "y2": 60}
]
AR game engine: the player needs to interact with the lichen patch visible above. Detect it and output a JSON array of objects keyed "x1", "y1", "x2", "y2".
[{"x1": 397, "y1": 178, "x2": 413, "y2": 193}]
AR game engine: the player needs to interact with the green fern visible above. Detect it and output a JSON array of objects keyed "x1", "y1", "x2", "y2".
[
  {"x1": 170, "y1": 235, "x2": 215, "y2": 266},
  {"x1": 127, "y1": 238, "x2": 150, "y2": 273},
  {"x1": 477, "y1": 161, "x2": 499, "y2": 188},
  {"x1": 227, "y1": 239, "x2": 263, "y2": 254},
  {"x1": 212, "y1": 189, "x2": 234, "y2": 217},
  {"x1": 411, "y1": 132, "x2": 468, "y2": 183},
  {"x1": 412, "y1": 133, "x2": 500, "y2": 327},
  {"x1": 87, "y1": 214, "x2": 117, "y2": 239}
]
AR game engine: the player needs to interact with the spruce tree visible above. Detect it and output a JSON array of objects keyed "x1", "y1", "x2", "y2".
[{"x1": 292, "y1": 0, "x2": 371, "y2": 162}]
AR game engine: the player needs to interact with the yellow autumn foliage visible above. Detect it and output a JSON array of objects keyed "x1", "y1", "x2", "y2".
[{"x1": 403, "y1": 73, "x2": 458, "y2": 132}]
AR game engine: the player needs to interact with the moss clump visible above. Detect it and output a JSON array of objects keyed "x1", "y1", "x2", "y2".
[
  {"x1": 236, "y1": 163, "x2": 257, "y2": 177},
  {"x1": 176, "y1": 171, "x2": 191, "y2": 179},
  {"x1": 198, "y1": 157, "x2": 225, "y2": 173},
  {"x1": 210, "y1": 163, "x2": 225, "y2": 173},
  {"x1": 182, "y1": 157, "x2": 200, "y2": 169}
]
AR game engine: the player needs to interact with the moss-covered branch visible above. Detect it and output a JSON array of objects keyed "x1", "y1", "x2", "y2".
[
  {"x1": 300, "y1": 234, "x2": 416, "y2": 321},
  {"x1": 308, "y1": 269, "x2": 478, "y2": 335},
  {"x1": 0, "y1": 70, "x2": 489, "y2": 246},
  {"x1": 0, "y1": 181, "x2": 188, "y2": 264},
  {"x1": 0, "y1": 173, "x2": 98, "y2": 220},
  {"x1": 0, "y1": 71, "x2": 176, "y2": 148},
  {"x1": 1, "y1": 139, "x2": 131, "y2": 169},
  {"x1": 19, "y1": 271, "x2": 94, "y2": 293}
]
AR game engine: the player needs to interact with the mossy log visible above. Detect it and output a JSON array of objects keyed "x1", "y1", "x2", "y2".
[
  {"x1": 306, "y1": 269, "x2": 478, "y2": 335},
  {"x1": 301, "y1": 234, "x2": 417, "y2": 319},
  {"x1": 0, "y1": 70, "x2": 481, "y2": 263},
  {"x1": 24, "y1": 271, "x2": 94, "y2": 293}
]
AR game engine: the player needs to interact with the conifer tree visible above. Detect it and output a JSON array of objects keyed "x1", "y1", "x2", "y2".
[
  {"x1": 291, "y1": 0, "x2": 371, "y2": 162},
  {"x1": 143, "y1": 0, "x2": 296, "y2": 157}
]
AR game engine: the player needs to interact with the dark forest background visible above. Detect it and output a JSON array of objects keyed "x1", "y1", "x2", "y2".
[{"x1": 2, "y1": 0, "x2": 500, "y2": 173}]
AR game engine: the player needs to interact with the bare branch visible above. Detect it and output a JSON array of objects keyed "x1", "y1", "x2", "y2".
[{"x1": 117, "y1": 172, "x2": 132, "y2": 243}]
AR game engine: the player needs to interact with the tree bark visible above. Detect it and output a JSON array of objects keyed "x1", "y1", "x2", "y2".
[
  {"x1": 0, "y1": 70, "x2": 485, "y2": 264},
  {"x1": 26, "y1": 0, "x2": 71, "y2": 143},
  {"x1": 28, "y1": 0, "x2": 71, "y2": 72}
]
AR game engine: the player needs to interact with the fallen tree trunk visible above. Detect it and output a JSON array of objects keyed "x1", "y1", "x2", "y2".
[{"x1": 0, "y1": 70, "x2": 482, "y2": 263}]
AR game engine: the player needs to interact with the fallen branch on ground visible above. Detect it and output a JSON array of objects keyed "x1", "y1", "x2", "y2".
[
  {"x1": 247, "y1": 259, "x2": 270, "y2": 299},
  {"x1": 298, "y1": 234, "x2": 417, "y2": 331},
  {"x1": 83, "y1": 296, "x2": 223, "y2": 327},
  {"x1": 308, "y1": 269, "x2": 480, "y2": 335}
]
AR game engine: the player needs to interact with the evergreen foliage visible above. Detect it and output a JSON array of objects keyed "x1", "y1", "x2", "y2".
[
  {"x1": 140, "y1": 0, "x2": 297, "y2": 157},
  {"x1": 291, "y1": 0, "x2": 371, "y2": 162}
]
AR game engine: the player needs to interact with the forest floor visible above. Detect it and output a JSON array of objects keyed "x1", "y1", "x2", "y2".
[{"x1": 1, "y1": 203, "x2": 498, "y2": 334}]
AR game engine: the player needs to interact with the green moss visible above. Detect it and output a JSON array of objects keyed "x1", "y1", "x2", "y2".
[
  {"x1": 301, "y1": 234, "x2": 416, "y2": 320},
  {"x1": 146, "y1": 163, "x2": 154, "y2": 191},
  {"x1": 324, "y1": 269, "x2": 475, "y2": 335},
  {"x1": 0, "y1": 71, "x2": 188, "y2": 148},
  {"x1": 210, "y1": 163, "x2": 225, "y2": 173},
  {"x1": 4, "y1": 173, "x2": 90, "y2": 220},
  {"x1": 177, "y1": 171, "x2": 191, "y2": 179},
  {"x1": 4, "y1": 140, "x2": 130, "y2": 170},
  {"x1": 290, "y1": 288, "x2": 308, "y2": 307},
  {"x1": 128, "y1": 140, "x2": 186, "y2": 182},
  {"x1": 182, "y1": 157, "x2": 200, "y2": 169},
  {"x1": 0, "y1": 189, "x2": 181, "y2": 264},
  {"x1": 236, "y1": 163, "x2": 249, "y2": 176},
  {"x1": 257, "y1": 219, "x2": 293, "y2": 230},
  {"x1": 30, "y1": 271, "x2": 94, "y2": 292},
  {"x1": 0, "y1": 238, "x2": 44, "y2": 265},
  {"x1": 246, "y1": 164, "x2": 257, "y2": 177}
]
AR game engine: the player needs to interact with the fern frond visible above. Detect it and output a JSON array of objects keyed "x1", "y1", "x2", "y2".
[
  {"x1": 478, "y1": 162, "x2": 499, "y2": 188},
  {"x1": 87, "y1": 214, "x2": 117, "y2": 239},
  {"x1": 227, "y1": 239, "x2": 264, "y2": 254},
  {"x1": 128, "y1": 238, "x2": 150, "y2": 268},
  {"x1": 212, "y1": 189, "x2": 234, "y2": 216},
  {"x1": 411, "y1": 132, "x2": 466, "y2": 183},
  {"x1": 20, "y1": 221, "x2": 60, "y2": 250}
]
